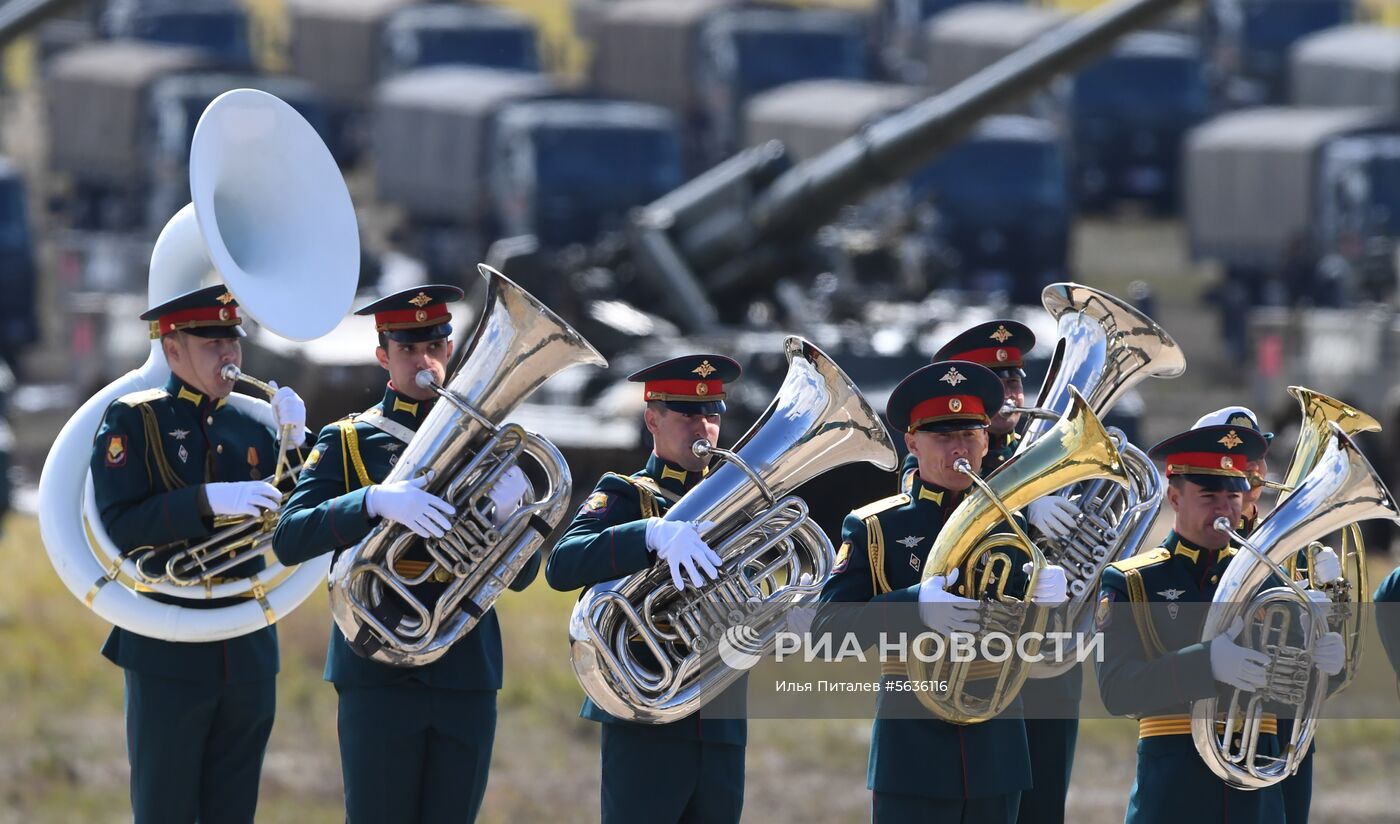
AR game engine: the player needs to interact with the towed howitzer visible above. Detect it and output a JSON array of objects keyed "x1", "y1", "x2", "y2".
[{"x1": 493, "y1": 0, "x2": 1194, "y2": 335}]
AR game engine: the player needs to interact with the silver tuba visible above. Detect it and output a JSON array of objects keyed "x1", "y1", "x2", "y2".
[
  {"x1": 1198, "y1": 423, "x2": 1399, "y2": 789},
  {"x1": 41, "y1": 89, "x2": 358, "y2": 641},
  {"x1": 569, "y1": 337, "x2": 898, "y2": 723},
  {"x1": 1012, "y1": 283, "x2": 1185, "y2": 678},
  {"x1": 328, "y1": 264, "x2": 607, "y2": 667}
]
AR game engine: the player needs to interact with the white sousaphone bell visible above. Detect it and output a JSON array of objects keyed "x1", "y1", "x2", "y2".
[{"x1": 39, "y1": 89, "x2": 359, "y2": 641}]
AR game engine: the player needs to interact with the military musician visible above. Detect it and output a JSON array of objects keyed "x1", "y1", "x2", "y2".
[
  {"x1": 90, "y1": 285, "x2": 308, "y2": 824},
  {"x1": 546, "y1": 354, "x2": 747, "y2": 824},
  {"x1": 271, "y1": 286, "x2": 533, "y2": 824},
  {"x1": 815, "y1": 360, "x2": 1069, "y2": 823}
]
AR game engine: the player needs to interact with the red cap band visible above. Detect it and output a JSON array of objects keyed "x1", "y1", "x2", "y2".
[
  {"x1": 158, "y1": 305, "x2": 240, "y2": 336},
  {"x1": 1165, "y1": 451, "x2": 1248, "y2": 476},
  {"x1": 644, "y1": 379, "x2": 725, "y2": 401},
  {"x1": 909, "y1": 395, "x2": 988, "y2": 430},
  {"x1": 947, "y1": 346, "x2": 1024, "y2": 368},
  {"x1": 376, "y1": 303, "x2": 450, "y2": 331}
]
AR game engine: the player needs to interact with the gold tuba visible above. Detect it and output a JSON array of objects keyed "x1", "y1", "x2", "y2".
[
  {"x1": 909, "y1": 387, "x2": 1130, "y2": 724},
  {"x1": 1008, "y1": 283, "x2": 1184, "y2": 678},
  {"x1": 42, "y1": 88, "x2": 358, "y2": 641},
  {"x1": 568, "y1": 337, "x2": 898, "y2": 723},
  {"x1": 327, "y1": 264, "x2": 607, "y2": 667},
  {"x1": 1198, "y1": 422, "x2": 1399, "y2": 789}
]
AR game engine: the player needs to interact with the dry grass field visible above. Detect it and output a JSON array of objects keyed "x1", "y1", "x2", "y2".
[{"x1": 2, "y1": 510, "x2": 1397, "y2": 823}]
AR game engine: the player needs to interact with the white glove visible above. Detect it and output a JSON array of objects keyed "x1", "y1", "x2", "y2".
[
  {"x1": 1025, "y1": 496, "x2": 1080, "y2": 541},
  {"x1": 918, "y1": 568, "x2": 981, "y2": 634},
  {"x1": 1024, "y1": 563, "x2": 1069, "y2": 605},
  {"x1": 784, "y1": 573, "x2": 819, "y2": 635},
  {"x1": 1312, "y1": 631, "x2": 1345, "y2": 677},
  {"x1": 486, "y1": 466, "x2": 529, "y2": 527},
  {"x1": 646, "y1": 518, "x2": 722, "y2": 592},
  {"x1": 1210, "y1": 617, "x2": 1270, "y2": 692},
  {"x1": 1305, "y1": 589, "x2": 1333, "y2": 625},
  {"x1": 268, "y1": 383, "x2": 307, "y2": 448},
  {"x1": 1310, "y1": 546, "x2": 1342, "y2": 584},
  {"x1": 204, "y1": 480, "x2": 281, "y2": 517},
  {"x1": 366, "y1": 473, "x2": 456, "y2": 539}
]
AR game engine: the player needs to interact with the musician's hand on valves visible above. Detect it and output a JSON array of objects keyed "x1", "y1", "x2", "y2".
[
  {"x1": 203, "y1": 480, "x2": 281, "y2": 518},
  {"x1": 646, "y1": 519, "x2": 722, "y2": 592},
  {"x1": 1025, "y1": 496, "x2": 1079, "y2": 541},
  {"x1": 919, "y1": 568, "x2": 981, "y2": 635},
  {"x1": 366, "y1": 473, "x2": 455, "y2": 539},
  {"x1": 1311, "y1": 546, "x2": 1342, "y2": 584},
  {"x1": 486, "y1": 466, "x2": 529, "y2": 527},
  {"x1": 1210, "y1": 617, "x2": 1271, "y2": 692},
  {"x1": 1024, "y1": 563, "x2": 1069, "y2": 605},
  {"x1": 267, "y1": 381, "x2": 308, "y2": 448},
  {"x1": 1312, "y1": 631, "x2": 1345, "y2": 677}
]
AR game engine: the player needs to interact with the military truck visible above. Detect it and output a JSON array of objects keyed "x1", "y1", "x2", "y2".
[
  {"x1": 922, "y1": 3, "x2": 1066, "y2": 96},
  {"x1": 1290, "y1": 24, "x2": 1400, "y2": 116},
  {"x1": 876, "y1": 0, "x2": 986, "y2": 83},
  {"x1": 372, "y1": 66, "x2": 683, "y2": 287},
  {"x1": 97, "y1": 0, "x2": 252, "y2": 68},
  {"x1": 909, "y1": 115, "x2": 1071, "y2": 303},
  {"x1": 695, "y1": 6, "x2": 872, "y2": 163},
  {"x1": 380, "y1": 3, "x2": 540, "y2": 76},
  {"x1": 1186, "y1": 107, "x2": 1400, "y2": 316},
  {"x1": 45, "y1": 40, "x2": 211, "y2": 232},
  {"x1": 0, "y1": 157, "x2": 38, "y2": 377},
  {"x1": 1062, "y1": 31, "x2": 1208, "y2": 212},
  {"x1": 1201, "y1": 0, "x2": 1351, "y2": 108}
]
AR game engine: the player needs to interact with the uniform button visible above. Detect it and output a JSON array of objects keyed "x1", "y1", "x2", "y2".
[
  {"x1": 1210, "y1": 575, "x2": 1218, "y2": 584},
  {"x1": 206, "y1": 416, "x2": 214, "y2": 425},
  {"x1": 216, "y1": 444, "x2": 224, "y2": 454}
]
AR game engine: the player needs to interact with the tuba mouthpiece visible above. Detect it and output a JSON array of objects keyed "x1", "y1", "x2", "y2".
[
  {"x1": 220, "y1": 363, "x2": 242, "y2": 381},
  {"x1": 691, "y1": 439, "x2": 714, "y2": 458},
  {"x1": 414, "y1": 369, "x2": 436, "y2": 390},
  {"x1": 1212, "y1": 516, "x2": 1233, "y2": 534},
  {"x1": 954, "y1": 458, "x2": 973, "y2": 474}
]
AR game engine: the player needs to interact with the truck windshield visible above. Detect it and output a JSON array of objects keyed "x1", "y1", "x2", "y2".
[
  {"x1": 1073, "y1": 56, "x2": 1206, "y2": 116},
  {"x1": 732, "y1": 29, "x2": 867, "y2": 97},
  {"x1": 912, "y1": 140, "x2": 1066, "y2": 210},
  {"x1": 403, "y1": 29, "x2": 538, "y2": 72},
  {"x1": 0, "y1": 183, "x2": 30, "y2": 250},
  {"x1": 130, "y1": 12, "x2": 250, "y2": 64}
]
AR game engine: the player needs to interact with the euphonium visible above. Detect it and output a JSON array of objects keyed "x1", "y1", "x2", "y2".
[
  {"x1": 118, "y1": 364, "x2": 307, "y2": 591},
  {"x1": 1196, "y1": 423, "x2": 1399, "y2": 789},
  {"x1": 41, "y1": 88, "x2": 357, "y2": 641},
  {"x1": 909, "y1": 387, "x2": 1130, "y2": 724},
  {"x1": 568, "y1": 337, "x2": 898, "y2": 723},
  {"x1": 328, "y1": 264, "x2": 607, "y2": 667},
  {"x1": 1011, "y1": 283, "x2": 1185, "y2": 678}
]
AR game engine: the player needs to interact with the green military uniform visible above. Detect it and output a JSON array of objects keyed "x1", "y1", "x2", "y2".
[
  {"x1": 818, "y1": 360, "x2": 1033, "y2": 823},
  {"x1": 272, "y1": 284, "x2": 539, "y2": 824},
  {"x1": 91, "y1": 286, "x2": 281, "y2": 824},
  {"x1": 1375, "y1": 566, "x2": 1400, "y2": 677},
  {"x1": 549, "y1": 453, "x2": 747, "y2": 824},
  {"x1": 1096, "y1": 421, "x2": 1282, "y2": 824},
  {"x1": 273, "y1": 382, "x2": 538, "y2": 823},
  {"x1": 547, "y1": 353, "x2": 746, "y2": 824}
]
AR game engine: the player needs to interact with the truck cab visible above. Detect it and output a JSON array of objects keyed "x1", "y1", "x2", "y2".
[
  {"x1": 1064, "y1": 31, "x2": 1209, "y2": 212},
  {"x1": 0, "y1": 159, "x2": 38, "y2": 375},
  {"x1": 1202, "y1": 0, "x2": 1351, "y2": 107},
  {"x1": 98, "y1": 0, "x2": 252, "y2": 68},
  {"x1": 909, "y1": 115, "x2": 1071, "y2": 305},
  {"x1": 381, "y1": 4, "x2": 540, "y2": 76}
]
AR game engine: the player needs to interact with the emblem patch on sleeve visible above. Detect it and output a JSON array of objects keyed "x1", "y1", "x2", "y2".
[
  {"x1": 105, "y1": 435, "x2": 127, "y2": 468},
  {"x1": 1095, "y1": 592, "x2": 1114, "y2": 630},
  {"x1": 833, "y1": 541, "x2": 851, "y2": 574},
  {"x1": 580, "y1": 491, "x2": 613, "y2": 517},
  {"x1": 303, "y1": 447, "x2": 322, "y2": 471}
]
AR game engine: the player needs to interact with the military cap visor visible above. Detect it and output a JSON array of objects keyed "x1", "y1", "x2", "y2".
[
  {"x1": 628, "y1": 354, "x2": 741, "y2": 415},
  {"x1": 887, "y1": 360, "x2": 1004, "y2": 433},
  {"x1": 1148, "y1": 424, "x2": 1268, "y2": 493},
  {"x1": 934, "y1": 320, "x2": 1035, "y2": 378},
  {"x1": 140, "y1": 285, "x2": 245, "y2": 338},
  {"x1": 355, "y1": 285, "x2": 464, "y2": 343}
]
